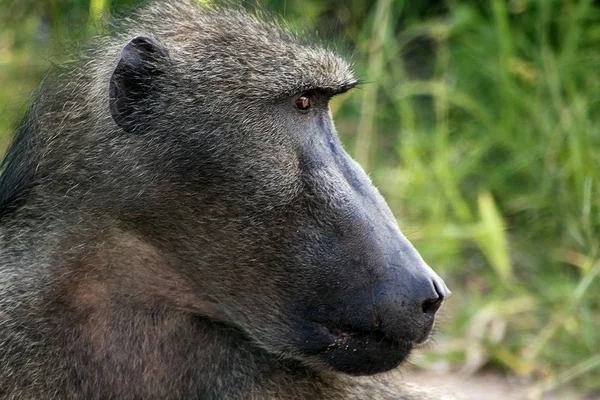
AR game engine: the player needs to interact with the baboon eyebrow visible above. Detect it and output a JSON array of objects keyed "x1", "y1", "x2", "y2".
[
  {"x1": 313, "y1": 80, "x2": 361, "y2": 97},
  {"x1": 330, "y1": 80, "x2": 360, "y2": 95},
  {"x1": 278, "y1": 78, "x2": 360, "y2": 100}
]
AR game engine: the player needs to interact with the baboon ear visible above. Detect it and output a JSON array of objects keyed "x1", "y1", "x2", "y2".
[{"x1": 109, "y1": 36, "x2": 169, "y2": 133}]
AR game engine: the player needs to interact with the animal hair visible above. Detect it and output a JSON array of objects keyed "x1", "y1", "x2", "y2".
[{"x1": 0, "y1": 1, "x2": 455, "y2": 399}]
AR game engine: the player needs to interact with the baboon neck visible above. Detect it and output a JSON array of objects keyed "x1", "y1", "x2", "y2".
[
  {"x1": 30, "y1": 230, "x2": 326, "y2": 399},
  {"x1": 59, "y1": 229, "x2": 218, "y2": 315},
  {"x1": 51, "y1": 306, "x2": 285, "y2": 398}
]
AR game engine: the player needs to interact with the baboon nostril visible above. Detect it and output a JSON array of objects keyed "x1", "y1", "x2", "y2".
[
  {"x1": 421, "y1": 295, "x2": 443, "y2": 315},
  {"x1": 421, "y1": 279, "x2": 447, "y2": 315}
]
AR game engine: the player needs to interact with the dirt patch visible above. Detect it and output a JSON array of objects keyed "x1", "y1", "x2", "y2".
[{"x1": 398, "y1": 369, "x2": 589, "y2": 400}]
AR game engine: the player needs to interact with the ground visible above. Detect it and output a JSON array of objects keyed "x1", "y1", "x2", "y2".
[{"x1": 398, "y1": 369, "x2": 591, "y2": 400}]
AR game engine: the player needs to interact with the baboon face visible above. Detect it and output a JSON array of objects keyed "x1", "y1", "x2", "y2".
[{"x1": 108, "y1": 12, "x2": 449, "y2": 376}]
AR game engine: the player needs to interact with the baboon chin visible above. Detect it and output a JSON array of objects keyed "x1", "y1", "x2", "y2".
[{"x1": 0, "y1": 1, "x2": 451, "y2": 399}]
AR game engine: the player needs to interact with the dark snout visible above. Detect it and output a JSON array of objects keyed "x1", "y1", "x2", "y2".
[
  {"x1": 292, "y1": 112, "x2": 451, "y2": 375},
  {"x1": 295, "y1": 205, "x2": 451, "y2": 375},
  {"x1": 306, "y1": 241, "x2": 451, "y2": 376}
]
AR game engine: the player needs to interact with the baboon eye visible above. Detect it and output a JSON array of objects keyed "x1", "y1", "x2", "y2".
[{"x1": 295, "y1": 95, "x2": 311, "y2": 111}]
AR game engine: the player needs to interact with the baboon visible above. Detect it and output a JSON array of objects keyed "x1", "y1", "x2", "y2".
[{"x1": 0, "y1": 1, "x2": 452, "y2": 399}]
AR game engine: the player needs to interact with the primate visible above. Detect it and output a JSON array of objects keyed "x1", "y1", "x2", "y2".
[{"x1": 0, "y1": 1, "x2": 451, "y2": 399}]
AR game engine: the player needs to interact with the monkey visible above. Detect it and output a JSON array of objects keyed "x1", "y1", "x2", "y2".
[{"x1": 0, "y1": 1, "x2": 453, "y2": 399}]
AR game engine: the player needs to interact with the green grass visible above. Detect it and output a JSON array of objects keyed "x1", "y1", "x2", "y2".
[
  {"x1": 329, "y1": 0, "x2": 600, "y2": 393},
  {"x1": 1, "y1": 0, "x2": 599, "y2": 395}
]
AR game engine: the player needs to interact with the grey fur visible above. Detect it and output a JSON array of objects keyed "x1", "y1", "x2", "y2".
[{"x1": 0, "y1": 1, "x2": 452, "y2": 399}]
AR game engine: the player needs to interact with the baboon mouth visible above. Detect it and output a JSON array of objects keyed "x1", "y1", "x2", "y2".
[
  {"x1": 303, "y1": 321, "x2": 413, "y2": 375},
  {"x1": 317, "y1": 321, "x2": 429, "y2": 348},
  {"x1": 320, "y1": 324, "x2": 393, "y2": 347}
]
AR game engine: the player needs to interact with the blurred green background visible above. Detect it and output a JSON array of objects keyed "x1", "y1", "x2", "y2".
[{"x1": 1, "y1": 0, "x2": 599, "y2": 396}]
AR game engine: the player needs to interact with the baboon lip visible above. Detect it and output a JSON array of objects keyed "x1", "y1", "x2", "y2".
[
  {"x1": 315, "y1": 321, "x2": 409, "y2": 352},
  {"x1": 305, "y1": 321, "x2": 414, "y2": 375},
  {"x1": 321, "y1": 324, "x2": 391, "y2": 345}
]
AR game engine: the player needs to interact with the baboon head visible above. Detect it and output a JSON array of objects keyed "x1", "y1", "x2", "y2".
[{"x1": 99, "y1": 3, "x2": 450, "y2": 376}]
